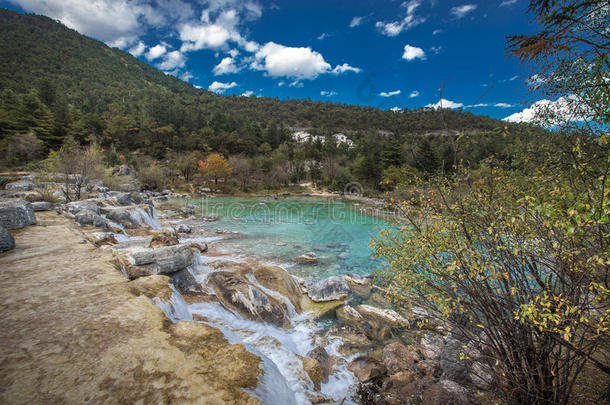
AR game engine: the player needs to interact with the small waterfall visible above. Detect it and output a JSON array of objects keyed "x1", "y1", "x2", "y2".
[
  {"x1": 245, "y1": 272, "x2": 298, "y2": 319},
  {"x1": 152, "y1": 284, "x2": 192, "y2": 322},
  {"x1": 136, "y1": 206, "x2": 161, "y2": 229}
]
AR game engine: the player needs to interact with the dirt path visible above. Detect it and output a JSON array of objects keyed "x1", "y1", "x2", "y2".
[{"x1": 0, "y1": 212, "x2": 261, "y2": 404}]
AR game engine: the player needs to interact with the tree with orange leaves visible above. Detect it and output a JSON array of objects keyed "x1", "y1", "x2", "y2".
[{"x1": 198, "y1": 153, "x2": 232, "y2": 185}]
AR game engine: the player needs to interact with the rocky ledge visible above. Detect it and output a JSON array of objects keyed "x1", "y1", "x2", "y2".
[{"x1": 0, "y1": 212, "x2": 262, "y2": 404}]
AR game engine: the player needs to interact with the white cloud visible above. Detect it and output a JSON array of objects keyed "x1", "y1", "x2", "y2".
[
  {"x1": 494, "y1": 102, "x2": 515, "y2": 108},
  {"x1": 503, "y1": 100, "x2": 549, "y2": 123},
  {"x1": 179, "y1": 21, "x2": 238, "y2": 52},
  {"x1": 158, "y1": 50, "x2": 186, "y2": 70},
  {"x1": 451, "y1": 4, "x2": 477, "y2": 19},
  {"x1": 180, "y1": 71, "x2": 193, "y2": 82},
  {"x1": 146, "y1": 44, "x2": 167, "y2": 61},
  {"x1": 409, "y1": 90, "x2": 420, "y2": 98},
  {"x1": 317, "y1": 33, "x2": 328, "y2": 40},
  {"x1": 331, "y1": 63, "x2": 361, "y2": 74},
  {"x1": 500, "y1": 0, "x2": 518, "y2": 6},
  {"x1": 213, "y1": 56, "x2": 241, "y2": 75},
  {"x1": 402, "y1": 44, "x2": 426, "y2": 61},
  {"x1": 376, "y1": 0, "x2": 424, "y2": 36},
  {"x1": 503, "y1": 96, "x2": 589, "y2": 125},
  {"x1": 128, "y1": 41, "x2": 146, "y2": 57},
  {"x1": 252, "y1": 42, "x2": 356, "y2": 81},
  {"x1": 8, "y1": 0, "x2": 198, "y2": 48},
  {"x1": 426, "y1": 98, "x2": 464, "y2": 109},
  {"x1": 241, "y1": 90, "x2": 254, "y2": 97},
  {"x1": 432, "y1": 29, "x2": 443, "y2": 35},
  {"x1": 321, "y1": 90, "x2": 338, "y2": 97},
  {"x1": 208, "y1": 81, "x2": 238, "y2": 93},
  {"x1": 380, "y1": 90, "x2": 401, "y2": 97},
  {"x1": 179, "y1": 3, "x2": 263, "y2": 53},
  {"x1": 8, "y1": 0, "x2": 146, "y2": 46},
  {"x1": 349, "y1": 16, "x2": 364, "y2": 28},
  {"x1": 470, "y1": 103, "x2": 489, "y2": 107}
]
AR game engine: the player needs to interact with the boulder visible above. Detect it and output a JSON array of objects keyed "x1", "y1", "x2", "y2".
[
  {"x1": 382, "y1": 342, "x2": 418, "y2": 374},
  {"x1": 66, "y1": 199, "x2": 102, "y2": 215},
  {"x1": 343, "y1": 272, "x2": 369, "y2": 285},
  {"x1": 106, "y1": 191, "x2": 144, "y2": 206},
  {"x1": 189, "y1": 242, "x2": 208, "y2": 252},
  {"x1": 306, "y1": 276, "x2": 349, "y2": 302},
  {"x1": 75, "y1": 210, "x2": 109, "y2": 230},
  {"x1": 422, "y1": 380, "x2": 470, "y2": 405},
  {"x1": 4, "y1": 180, "x2": 35, "y2": 191},
  {"x1": 347, "y1": 356, "x2": 387, "y2": 383},
  {"x1": 177, "y1": 224, "x2": 192, "y2": 234},
  {"x1": 336, "y1": 305, "x2": 364, "y2": 327},
  {"x1": 182, "y1": 204, "x2": 195, "y2": 215},
  {"x1": 299, "y1": 355, "x2": 324, "y2": 391},
  {"x1": 207, "y1": 271, "x2": 291, "y2": 328},
  {"x1": 86, "y1": 232, "x2": 118, "y2": 246},
  {"x1": 170, "y1": 268, "x2": 201, "y2": 294},
  {"x1": 30, "y1": 201, "x2": 55, "y2": 211},
  {"x1": 328, "y1": 325, "x2": 374, "y2": 356},
  {"x1": 252, "y1": 265, "x2": 303, "y2": 312},
  {"x1": 343, "y1": 273, "x2": 371, "y2": 298},
  {"x1": 440, "y1": 337, "x2": 470, "y2": 384},
  {"x1": 300, "y1": 296, "x2": 344, "y2": 319},
  {"x1": 417, "y1": 359, "x2": 441, "y2": 378},
  {"x1": 356, "y1": 305, "x2": 410, "y2": 328},
  {"x1": 308, "y1": 347, "x2": 332, "y2": 383},
  {"x1": 0, "y1": 226, "x2": 15, "y2": 252},
  {"x1": 421, "y1": 333, "x2": 444, "y2": 361},
  {"x1": 0, "y1": 199, "x2": 36, "y2": 229},
  {"x1": 115, "y1": 244, "x2": 194, "y2": 278},
  {"x1": 86, "y1": 179, "x2": 104, "y2": 192},
  {"x1": 294, "y1": 252, "x2": 318, "y2": 264}
]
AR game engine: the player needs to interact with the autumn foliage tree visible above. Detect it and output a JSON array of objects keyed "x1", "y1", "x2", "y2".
[
  {"x1": 373, "y1": 1, "x2": 609, "y2": 403},
  {"x1": 198, "y1": 153, "x2": 232, "y2": 185}
]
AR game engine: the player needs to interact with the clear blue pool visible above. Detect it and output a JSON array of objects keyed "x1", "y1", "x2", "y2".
[{"x1": 189, "y1": 196, "x2": 393, "y2": 280}]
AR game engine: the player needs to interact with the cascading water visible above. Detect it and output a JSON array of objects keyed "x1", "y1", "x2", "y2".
[
  {"x1": 151, "y1": 252, "x2": 358, "y2": 405},
  {"x1": 138, "y1": 206, "x2": 161, "y2": 229},
  {"x1": 138, "y1": 198, "x2": 380, "y2": 404}
]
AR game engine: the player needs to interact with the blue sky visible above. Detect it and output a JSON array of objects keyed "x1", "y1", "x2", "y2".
[{"x1": 1, "y1": 0, "x2": 541, "y2": 120}]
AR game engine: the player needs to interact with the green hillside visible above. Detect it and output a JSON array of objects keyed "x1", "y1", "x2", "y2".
[{"x1": 0, "y1": 8, "x2": 542, "y2": 190}]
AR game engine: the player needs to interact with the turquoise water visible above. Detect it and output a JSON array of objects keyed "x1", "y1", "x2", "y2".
[{"x1": 191, "y1": 197, "x2": 393, "y2": 280}]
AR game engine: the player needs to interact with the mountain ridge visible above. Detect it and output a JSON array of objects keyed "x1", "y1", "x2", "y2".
[{"x1": 0, "y1": 8, "x2": 515, "y2": 137}]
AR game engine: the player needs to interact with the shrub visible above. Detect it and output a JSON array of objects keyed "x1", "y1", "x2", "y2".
[{"x1": 137, "y1": 165, "x2": 168, "y2": 191}]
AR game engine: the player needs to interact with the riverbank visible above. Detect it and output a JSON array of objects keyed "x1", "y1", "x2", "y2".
[
  {"x1": 0, "y1": 176, "x2": 497, "y2": 404},
  {"x1": 0, "y1": 212, "x2": 262, "y2": 404}
]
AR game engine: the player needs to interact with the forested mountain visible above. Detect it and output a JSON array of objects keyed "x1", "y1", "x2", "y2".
[{"x1": 0, "y1": 8, "x2": 543, "y2": 190}]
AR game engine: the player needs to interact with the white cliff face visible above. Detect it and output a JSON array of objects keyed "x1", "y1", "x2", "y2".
[{"x1": 291, "y1": 130, "x2": 354, "y2": 148}]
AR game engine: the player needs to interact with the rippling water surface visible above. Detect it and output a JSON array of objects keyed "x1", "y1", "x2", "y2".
[{"x1": 190, "y1": 196, "x2": 393, "y2": 280}]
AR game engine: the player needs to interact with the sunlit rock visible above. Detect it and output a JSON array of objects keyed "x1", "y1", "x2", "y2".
[
  {"x1": 305, "y1": 276, "x2": 349, "y2": 302},
  {"x1": 207, "y1": 271, "x2": 291, "y2": 328},
  {"x1": 0, "y1": 198, "x2": 36, "y2": 229}
]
